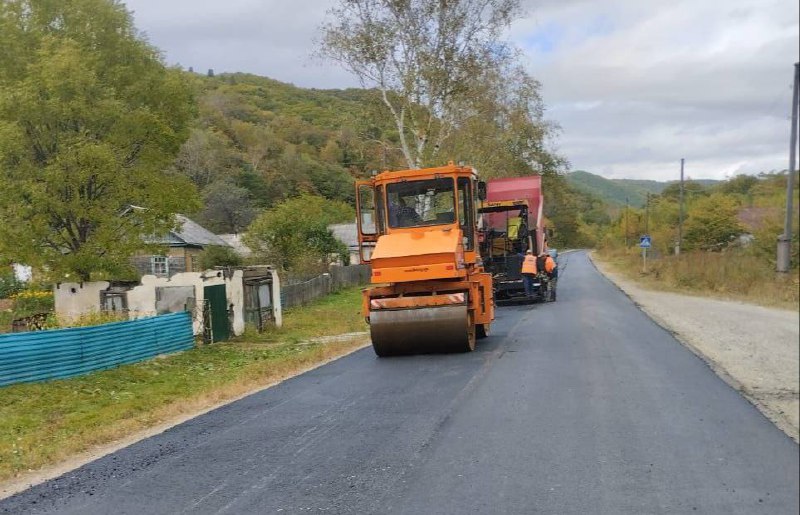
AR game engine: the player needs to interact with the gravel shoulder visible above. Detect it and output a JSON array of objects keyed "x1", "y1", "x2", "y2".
[{"x1": 591, "y1": 253, "x2": 799, "y2": 441}]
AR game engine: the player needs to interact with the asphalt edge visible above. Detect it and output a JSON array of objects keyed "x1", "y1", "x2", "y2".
[
  {"x1": 0, "y1": 337, "x2": 373, "y2": 501},
  {"x1": 586, "y1": 251, "x2": 799, "y2": 443}
]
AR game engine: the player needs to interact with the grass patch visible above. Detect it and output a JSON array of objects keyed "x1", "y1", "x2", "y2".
[
  {"x1": 0, "y1": 311, "x2": 12, "y2": 334},
  {"x1": 596, "y1": 248, "x2": 799, "y2": 310},
  {"x1": 0, "y1": 287, "x2": 367, "y2": 483}
]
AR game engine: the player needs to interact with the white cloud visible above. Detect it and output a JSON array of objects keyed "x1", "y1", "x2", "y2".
[
  {"x1": 517, "y1": 0, "x2": 799, "y2": 180},
  {"x1": 124, "y1": 0, "x2": 357, "y2": 87},
  {"x1": 121, "y1": 0, "x2": 799, "y2": 181}
]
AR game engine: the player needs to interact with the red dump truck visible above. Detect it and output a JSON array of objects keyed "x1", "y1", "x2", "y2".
[{"x1": 478, "y1": 176, "x2": 553, "y2": 302}]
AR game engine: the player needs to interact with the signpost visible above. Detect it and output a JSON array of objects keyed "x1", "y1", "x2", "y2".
[{"x1": 639, "y1": 235, "x2": 651, "y2": 272}]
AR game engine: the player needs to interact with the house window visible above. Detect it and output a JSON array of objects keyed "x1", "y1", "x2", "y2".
[{"x1": 151, "y1": 256, "x2": 169, "y2": 277}]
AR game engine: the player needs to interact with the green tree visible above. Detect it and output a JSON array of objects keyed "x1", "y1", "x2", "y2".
[
  {"x1": 444, "y1": 62, "x2": 564, "y2": 180},
  {"x1": 244, "y1": 194, "x2": 354, "y2": 274},
  {"x1": 173, "y1": 128, "x2": 237, "y2": 190},
  {"x1": 715, "y1": 174, "x2": 759, "y2": 196},
  {"x1": 683, "y1": 194, "x2": 743, "y2": 251},
  {"x1": 0, "y1": 0, "x2": 197, "y2": 281},
  {"x1": 199, "y1": 179, "x2": 256, "y2": 234},
  {"x1": 660, "y1": 180, "x2": 708, "y2": 201},
  {"x1": 320, "y1": 0, "x2": 522, "y2": 169}
]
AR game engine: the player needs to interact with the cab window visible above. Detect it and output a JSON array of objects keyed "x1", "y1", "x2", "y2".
[
  {"x1": 457, "y1": 177, "x2": 474, "y2": 250},
  {"x1": 387, "y1": 178, "x2": 455, "y2": 228}
]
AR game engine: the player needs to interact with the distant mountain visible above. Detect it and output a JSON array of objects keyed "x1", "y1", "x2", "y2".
[
  {"x1": 566, "y1": 171, "x2": 657, "y2": 207},
  {"x1": 566, "y1": 170, "x2": 719, "y2": 208}
]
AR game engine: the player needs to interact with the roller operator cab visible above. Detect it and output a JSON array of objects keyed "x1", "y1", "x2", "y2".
[{"x1": 355, "y1": 162, "x2": 494, "y2": 356}]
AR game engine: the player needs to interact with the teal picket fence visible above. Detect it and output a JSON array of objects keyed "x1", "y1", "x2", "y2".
[{"x1": 0, "y1": 312, "x2": 194, "y2": 387}]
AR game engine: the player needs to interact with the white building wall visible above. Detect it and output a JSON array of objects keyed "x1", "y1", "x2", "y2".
[
  {"x1": 128, "y1": 272, "x2": 232, "y2": 335},
  {"x1": 54, "y1": 281, "x2": 110, "y2": 318},
  {"x1": 53, "y1": 271, "x2": 258, "y2": 337},
  {"x1": 225, "y1": 270, "x2": 245, "y2": 336},
  {"x1": 271, "y1": 270, "x2": 282, "y2": 328}
]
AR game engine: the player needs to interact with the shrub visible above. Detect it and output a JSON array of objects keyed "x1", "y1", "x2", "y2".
[
  {"x1": 10, "y1": 290, "x2": 54, "y2": 315},
  {"x1": 683, "y1": 194, "x2": 743, "y2": 251},
  {"x1": 198, "y1": 245, "x2": 242, "y2": 269},
  {"x1": 52, "y1": 311, "x2": 130, "y2": 329}
]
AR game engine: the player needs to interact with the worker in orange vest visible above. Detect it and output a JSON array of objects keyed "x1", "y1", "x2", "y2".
[
  {"x1": 520, "y1": 249, "x2": 538, "y2": 297},
  {"x1": 541, "y1": 251, "x2": 558, "y2": 301},
  {"x1": 543, "y1": 253, "x2": 556, "y2": 276}
]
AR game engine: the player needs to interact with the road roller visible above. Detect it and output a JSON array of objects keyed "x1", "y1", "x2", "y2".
[{"x1": 355, "y1": 162, "x2": 494, "y2": 356}]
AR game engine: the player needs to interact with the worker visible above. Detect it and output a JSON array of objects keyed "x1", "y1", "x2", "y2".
[
  {"x1": 389, "y1": 197, "x2": 421, "y2": 227},
  {"x1": 520, "y1": 249, "x2": 537, "y2": 297},
  {"x1": 541, "y1": 251, "x2": 558, "y2": 301},
  {"x1": 544, "y1": 252, "x2": 557, "y2": 279}
]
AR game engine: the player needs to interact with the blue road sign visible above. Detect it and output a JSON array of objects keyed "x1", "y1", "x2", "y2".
[{"x1": 639, "y1": 235, "x2": 651, "y2": 248}]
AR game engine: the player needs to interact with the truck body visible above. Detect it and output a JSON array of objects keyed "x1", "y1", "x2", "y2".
[{"x1": 478, "y1": 176, "x2": 547, "y2": 302}]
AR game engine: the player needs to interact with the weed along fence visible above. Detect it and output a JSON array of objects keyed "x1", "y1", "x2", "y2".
[
  {"x1": 281, "y1": 265, "x2": 371, "y2": 309},
  {"x1": 0, "y1": 312, "x2": 194, "y2": 387}
]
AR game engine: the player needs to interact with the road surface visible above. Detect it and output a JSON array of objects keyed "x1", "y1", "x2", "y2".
[{"x1": 2, "y1": 251, "x2": 797, "y2": 514}]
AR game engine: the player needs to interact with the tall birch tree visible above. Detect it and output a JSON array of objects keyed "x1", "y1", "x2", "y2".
[{"x1": 319, "y1": 0, "x2": 522, "y2": 169}]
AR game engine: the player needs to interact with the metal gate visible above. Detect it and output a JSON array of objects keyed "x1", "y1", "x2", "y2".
[
  {"x1": 203, "y1": 284, "x2": 230, "y2": 342},
  {"x1": 244, "y1": 279, "x2": 273, "y2": 332}
]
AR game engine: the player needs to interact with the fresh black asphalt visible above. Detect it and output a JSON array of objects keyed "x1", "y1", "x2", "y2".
[{"x1": 2, "y1": 251, "x2": 798, "y2": 514}]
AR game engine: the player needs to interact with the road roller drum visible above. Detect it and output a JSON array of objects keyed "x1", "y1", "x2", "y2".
[{"x1": 370, "y1": 304, "x2": 475, "y2": 356}]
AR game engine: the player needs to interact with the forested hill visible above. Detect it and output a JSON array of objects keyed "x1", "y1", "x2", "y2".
[
  {"x1": 174, "y1": 72, "x2": 596, "y2": 250},
  {"x1": 567, "y1": 170, "x2": 719, "y2": 208},
  {"x1": 172, "y1": 73, "x2": 405, "y2": 234}
]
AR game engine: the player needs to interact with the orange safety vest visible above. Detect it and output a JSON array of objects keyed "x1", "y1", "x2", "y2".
[
  {"x1": 521, "y1": 254, "x2": 537, "y2": 275},
  {"x1": 544, "y1": 255, "x2": 556, "y2": 273}
]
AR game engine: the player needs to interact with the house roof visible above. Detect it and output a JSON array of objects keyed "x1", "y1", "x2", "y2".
[
  {"x1": 218, "y1": 234, "x2": 252, "y2": 257},
  {"x1": 149, "y1": 215, "x2": 230, "y2": 247},
  {"x1": 329, "y1": 222, "x2": 359, "y2": 248}
]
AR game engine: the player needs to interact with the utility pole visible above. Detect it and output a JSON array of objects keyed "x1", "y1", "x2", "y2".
[
  {"x1": 643, "y1": 192, "x2": 650, "y2": 273},
  {"x1": 625, "y1": 196, "x2": 630, "y2": 248},
  {"x1": 677, "y1": 158, "x2": 685, "y2": 255},
  {"x1": 778, "y1": 62, "x2": 799, "y2": 273}
]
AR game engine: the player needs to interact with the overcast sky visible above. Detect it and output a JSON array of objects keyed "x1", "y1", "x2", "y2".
[{"x1": 123, "y1": 0, "x2": 799, "y2": 181}]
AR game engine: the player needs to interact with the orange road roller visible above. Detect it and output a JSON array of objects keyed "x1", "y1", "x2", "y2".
[{"x1": 355, "y1": 162, "x2": 494, "y2": 356}]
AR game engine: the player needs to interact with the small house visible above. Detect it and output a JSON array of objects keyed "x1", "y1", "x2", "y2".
[
  {"x1": 131, "y1": 214, "x2": 232, "y2": 278},
  {"x1": 328, "y1": 222, "x2": 360, "y2": 265}
]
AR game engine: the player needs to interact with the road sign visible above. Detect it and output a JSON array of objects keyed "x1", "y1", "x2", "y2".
[{"x1": 639, "y1": 235, "x2": 651, "y2": 248}]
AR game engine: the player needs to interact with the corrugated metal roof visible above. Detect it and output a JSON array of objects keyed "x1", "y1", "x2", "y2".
[
  {"x1": 148, "y1": 215, "x2": 230, "y2": 247},
  {"x1": 173, "y1": 215, "x2": 229, "y2": 246}
]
